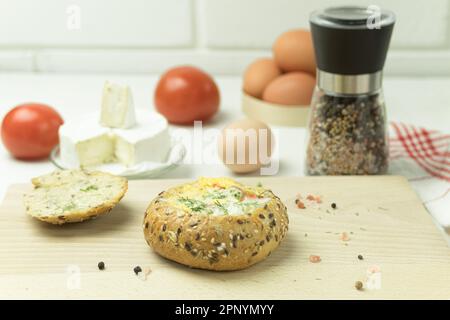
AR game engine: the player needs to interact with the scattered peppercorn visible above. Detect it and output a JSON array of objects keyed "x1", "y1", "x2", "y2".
[
  {"x1": 355, "y1": 281, "x2": 364, "y2": 291},
  {"x1": 331, "y1": 203, "x2": 337, "y2": 209},
  {"x1": 133, "y1": 266, "x2": 142, "y2": 275},
  {"x1": 97, "y1": 261, "x2": 105, "y2": 270},
  {"x1": 358, "y1": 254, "x2": 364, "y2": 260}
]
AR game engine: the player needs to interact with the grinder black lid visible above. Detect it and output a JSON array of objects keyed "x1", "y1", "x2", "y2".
[{"x1": 310, "y1": 6, "x2": 395, "y2": 75}]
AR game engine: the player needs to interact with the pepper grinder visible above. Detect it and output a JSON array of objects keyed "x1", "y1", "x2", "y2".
[{"x1": 305, "y1": 6, "x2": 395, "y2": 175}]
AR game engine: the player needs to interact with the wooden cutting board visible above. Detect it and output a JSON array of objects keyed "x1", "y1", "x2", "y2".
[{"x1": 0, "y1": 176, "x2": 449, "y2": 299}]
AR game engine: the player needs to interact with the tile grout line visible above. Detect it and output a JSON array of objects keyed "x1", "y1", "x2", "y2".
[{"x1": 192, "y1": 0, "x2": 207, "y2": 52}]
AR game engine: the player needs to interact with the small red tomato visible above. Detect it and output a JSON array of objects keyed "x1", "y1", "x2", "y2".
[
  {"x1": 154, "y1": 66, "x2": 220, "y2": 125},
  {"x1": 1, "y1": 103, "x2": 64, "y2": 160}
]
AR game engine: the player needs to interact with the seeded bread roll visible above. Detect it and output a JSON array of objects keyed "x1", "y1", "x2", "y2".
[
  {"x1": 24, "y1": 169, "x2": 128, "y2": 225},
  {"x1": 143, "y1": 177, "x2": 289, "y2": 271}
]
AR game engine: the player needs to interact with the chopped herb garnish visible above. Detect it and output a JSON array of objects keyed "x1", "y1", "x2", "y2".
[
  {"x1": 229, "y1": 187, "x2": 243, "y2": 201},
  {"x1": 205, "y1": 190, "x2": 226, "y2": 200},
  {"x1": 214, "y1": 200, "x2": 229, "y2": 214},
  {"x1": 178, "y1": 197, "x2": 206, "y2": 212},
  {"x1": 62, "y1": 203, "x2": 76, "y2": 212},
  {"x1": 81, "y1": 185, "x2": 98, "y2": 192},
  {"x1": 174, "y1": 185, "x2": 269, "y2": 216},
  {"x1": 240, "y1": 200, "x2": 259, "y2": 206}
]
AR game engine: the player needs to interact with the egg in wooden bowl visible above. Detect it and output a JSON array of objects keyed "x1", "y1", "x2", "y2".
[
  {"x1": 243, "y1": 58, "x2": 282, "y2": 99},
  {"x1": 143, "y1": 177, "x2": 289, "y2": 271},
  {"x1": 241, "y1": 29, "x2": 316, "y2": 127}
]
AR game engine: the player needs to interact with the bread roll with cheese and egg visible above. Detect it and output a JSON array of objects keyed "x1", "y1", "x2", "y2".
[{"x1": 143, "y1": 177, "x2": 289, "y2": 271}]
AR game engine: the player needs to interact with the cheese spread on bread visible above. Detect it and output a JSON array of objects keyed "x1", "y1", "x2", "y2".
[{"x1": 24, "y1": 169, "x2": 128, "y2": 224}]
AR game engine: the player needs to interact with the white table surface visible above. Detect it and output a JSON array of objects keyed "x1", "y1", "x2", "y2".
[{"x1": 0, "y1": 72, "x2": 449, "y2": 239}]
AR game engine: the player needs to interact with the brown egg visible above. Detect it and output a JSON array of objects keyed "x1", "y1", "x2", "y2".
[
  {"x1": 262, "y1": 72, "x2": 315, "y2": 106},
  {"x1": 243, "y1": 58, "x2": 282, "y2": 98},
  {"x1": 218, "y1": 119, "x2": 273, "y2": 173},
  {"x1": 273, "y1": 29, "x2": 316, "y2": 74}
]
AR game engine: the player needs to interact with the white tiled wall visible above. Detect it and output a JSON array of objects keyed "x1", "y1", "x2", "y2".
[
  {"x1": 0, "y1": 0, "x2": 192, "y2": 47},
  {"x1": 1, "y1": 0, "x2": 450, "y2": 75},
  {"x1": 204, "y1": 0, "x2": 449, "y2": 48}
]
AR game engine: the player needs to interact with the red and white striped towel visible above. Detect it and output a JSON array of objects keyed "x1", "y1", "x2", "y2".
[
  {"x1": 389, "y1": 122, "x2": 450, "y2": 230},
  {"x1": 390, "y1": 122, "x2": 450, "y2": 181}
]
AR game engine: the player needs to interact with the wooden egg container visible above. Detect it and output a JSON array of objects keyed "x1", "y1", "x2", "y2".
[{"x1": 241, "y1": 91, "x2": 310, "y2": 127}]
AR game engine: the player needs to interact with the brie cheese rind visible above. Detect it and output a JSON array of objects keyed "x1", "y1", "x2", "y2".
[
  {"x1": 100, "y1": 81, "x2": 136, "y2": 129},
  {"x1": 114, "y1": 114, "x2": 170, "y2": 166},
  {"x1": 59, "y1": 111, "x2": 170, "y2": 168}
]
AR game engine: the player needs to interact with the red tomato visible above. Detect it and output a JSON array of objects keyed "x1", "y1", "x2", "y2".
[
  {"x1": 1, "y1": 103, "x2": 64, "y2": 160},
  {"x1": 154, "y1": 66, "x2": 220, "y2": 125}
]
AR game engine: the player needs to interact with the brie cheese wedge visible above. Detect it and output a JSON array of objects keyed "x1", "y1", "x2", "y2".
[
  {"x1": 100, "y1": 81, "x2": 136, "y2": 129},
  {"x1": 59, "y1": 110, "x2": 170, "y2": 168},
  {"x1": 59, "y1": 118, "x2": 115, "y2": 167},
  {"x1": 114, "y1": 113, "x2": 170, "y2": 166}
]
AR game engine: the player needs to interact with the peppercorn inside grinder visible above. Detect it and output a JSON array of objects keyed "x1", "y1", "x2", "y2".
[{"x1": 306, "y1": 6, "x2": 395, "y2": 175}]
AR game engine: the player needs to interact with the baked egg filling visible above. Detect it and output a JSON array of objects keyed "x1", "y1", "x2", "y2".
[{"x1": 163, "y1": 178, "x2": 271, "y2": 216}]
